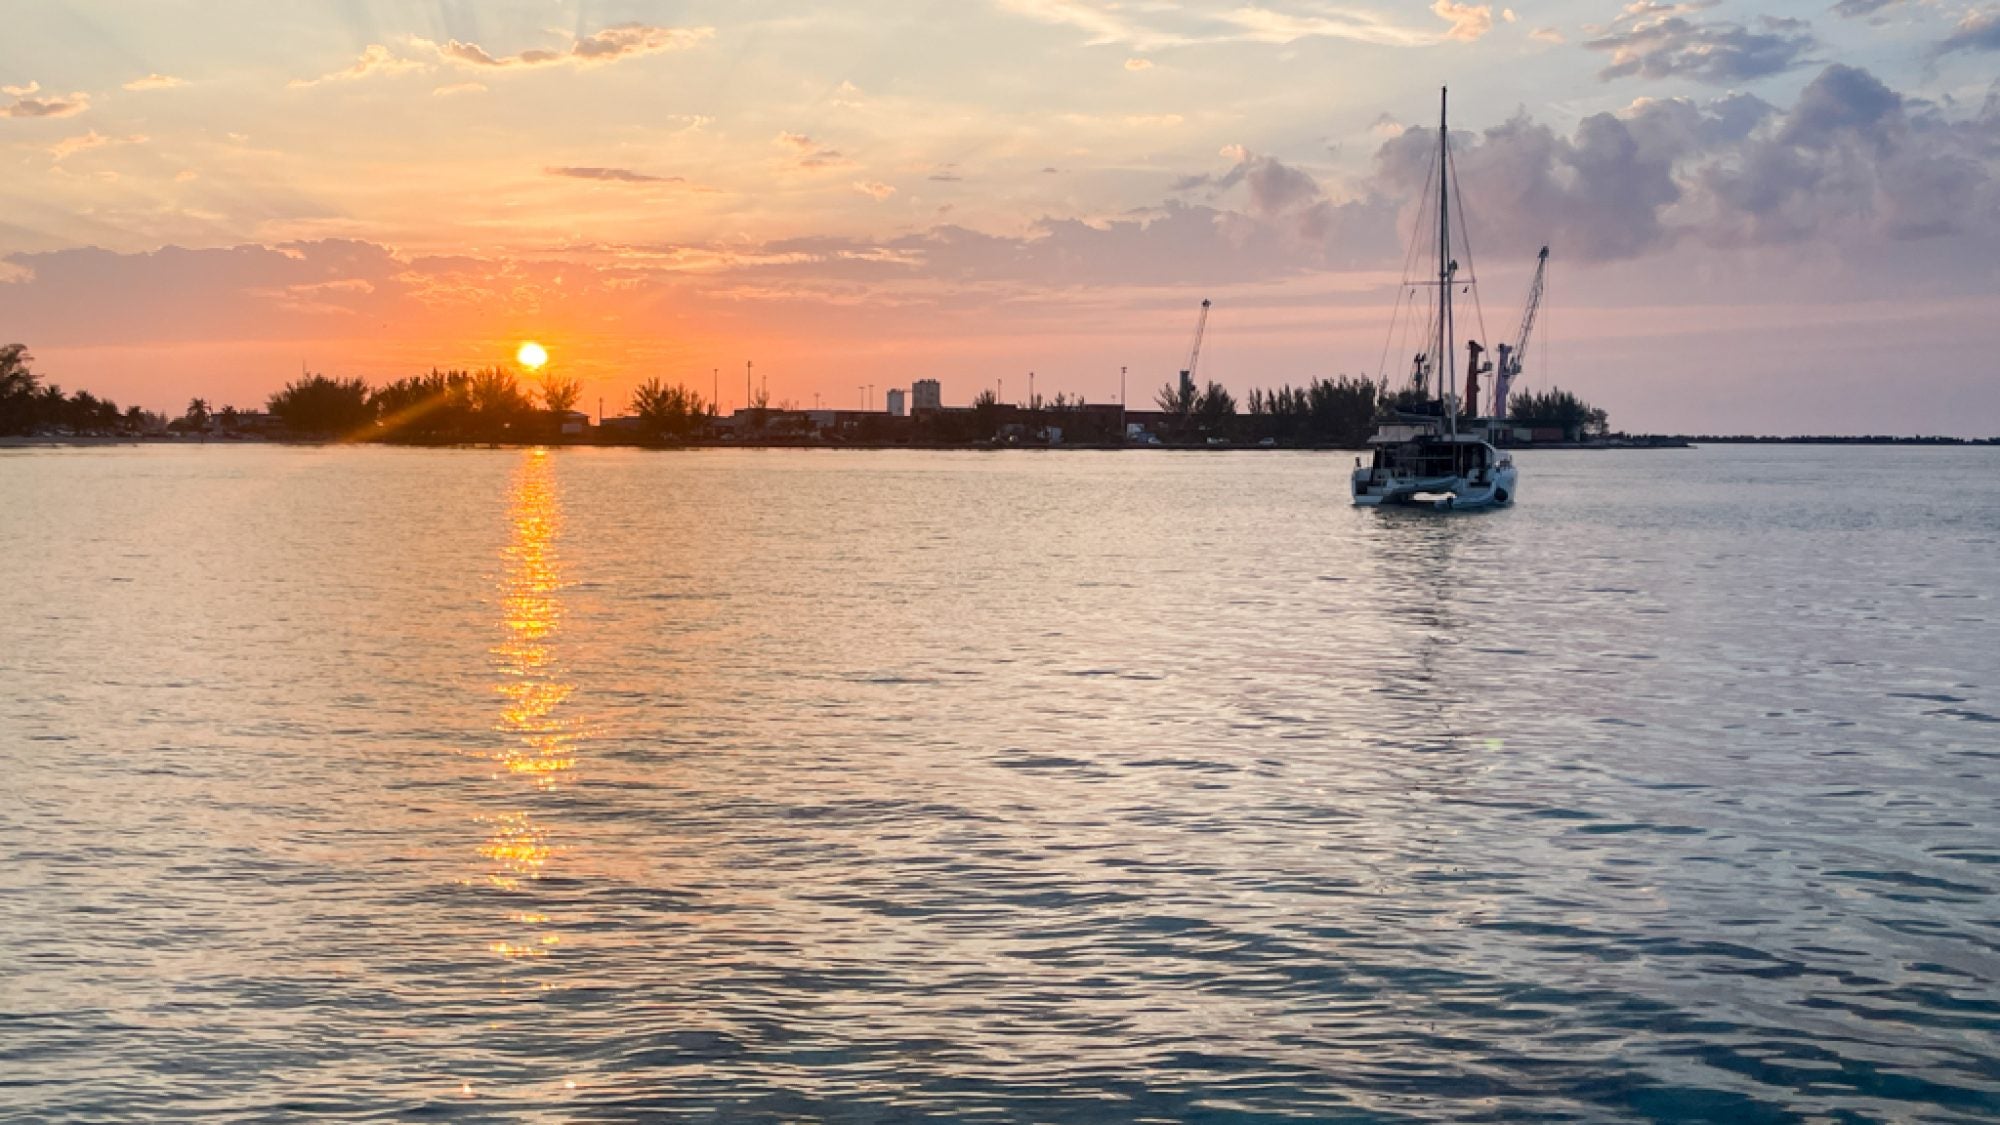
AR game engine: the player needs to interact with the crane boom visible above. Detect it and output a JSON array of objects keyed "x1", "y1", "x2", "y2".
[
  {"x1": 1179, "y1": 298, "x2": 1211, "y2": 401},
  {"x1": 1492, "y1": 246, "x2": 1547, "y2": 419}
]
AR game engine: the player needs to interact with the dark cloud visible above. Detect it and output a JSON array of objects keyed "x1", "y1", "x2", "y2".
[
  {"x1": 1691, "y1": 64, "x2": 1999, "y2": 245},
  {"x1": 545, "y1": 166, "x2": 683, "y2": 184},
  {"x1": 1, "y1": 82, "x2": 89, "y2": 118},
  {"x1": 1245, "y1": 155, "x2": 1322, "y2": 216},
  {"x1": 1831, "y1": 0, "x2": 1899, "y2": 16},
  {"x1": 1374, "y1": 108, "x2": 1683, "y2": 262},
  {"x1": 1937, "y1": 8, "x2": 2000, "y2": 55},
  {"x1": 1586, "y1": 7, "x2": 1816, "y2": 84},
  {"x1": 0, "y1": 241, "x2": 408, "y2": 344},
  {"x1": 1780, "y1": 63, "x2": 1900, "y2": 148}
]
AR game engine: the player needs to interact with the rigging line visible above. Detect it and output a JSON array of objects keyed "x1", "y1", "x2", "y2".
[
  {"x1": 1380, "y1": 145, "x2": 1438, "y2": 383},
  {"x1": 1445, "y1": 140, "x2": 1489, "y2": 357},
  {"x1": 1376, "y1": 287, "x2": 1402, "y2": 382},
  {"x1": 1401, "y1": 286, "x2": 1425, "y2": 393}
]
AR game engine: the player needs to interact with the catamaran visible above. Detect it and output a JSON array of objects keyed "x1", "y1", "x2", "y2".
[{"x1": 1352, "y1": 88, "x2": 1546, "y2": 512}]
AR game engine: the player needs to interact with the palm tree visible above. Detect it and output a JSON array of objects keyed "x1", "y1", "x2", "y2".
[{"x1": 0, "y1": 344, "x2": 41, "y2": 435}]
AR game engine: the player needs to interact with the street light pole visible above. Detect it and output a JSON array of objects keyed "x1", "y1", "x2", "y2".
[{"x1": 1120, "y1": 365, "x2": 1127, "y2": 443}]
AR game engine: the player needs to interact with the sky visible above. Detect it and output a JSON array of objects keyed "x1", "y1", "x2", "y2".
[{"x1": 2, "y1": 0, "x2": 1998, "y2": 435}]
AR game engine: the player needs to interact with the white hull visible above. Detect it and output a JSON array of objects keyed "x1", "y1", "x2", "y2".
[{"x1": 1352, "y1": 463, "x2": 1517, "y2": 510}]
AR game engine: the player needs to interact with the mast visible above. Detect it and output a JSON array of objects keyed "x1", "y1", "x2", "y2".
[{"x1": 1438, "y1": 87, "x2": 1456, "y2": 436}]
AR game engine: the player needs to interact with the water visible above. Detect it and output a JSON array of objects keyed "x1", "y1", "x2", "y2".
[{"x1": 2, "y1": 444, "x2": 1996, "y2": 1122}]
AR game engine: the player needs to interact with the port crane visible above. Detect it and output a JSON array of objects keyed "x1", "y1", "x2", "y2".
[
  {"x1": 1492, "y1": 246, "x2": 1547, "y2": 420},
  {"x1": 1177, "y1": 298, "x2": 1212, "y2": 405}
]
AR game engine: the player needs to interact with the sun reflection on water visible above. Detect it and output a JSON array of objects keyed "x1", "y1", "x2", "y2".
[{"x1": 482, "y1": 448, "x2": 582, "y2": 956}]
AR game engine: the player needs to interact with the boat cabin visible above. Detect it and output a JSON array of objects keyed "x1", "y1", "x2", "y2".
[{"x1": 1367, "y1": 435, "x2": 1494, "y2": 482}]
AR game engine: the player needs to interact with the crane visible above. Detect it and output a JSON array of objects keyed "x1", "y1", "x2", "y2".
[
  {"x1": 1492, "y1": 246, "x2": 1548, "y2": 420},
  {"x1": 1178, "y1": 298, "x2": 1212, "y2": 406}
]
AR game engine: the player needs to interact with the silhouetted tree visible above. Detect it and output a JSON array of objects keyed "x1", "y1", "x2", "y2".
[
  {"x1": 538, "y1": 373, "x2": 582, "y2": 415},
  {"x1": 1508, "y1": 387, "x2": 1608, "y2": 439},
  {"x1": 464, "y1": 366, "x2": 533, "y2": 440},
  {"x1": 268, "y1": 374, "x2": 375, "y2": 437},
  {"x1": 0, "y1": 344, "x2": 39, "y2": 434},
  {"x1": 1193, "y1": 381, "x2": 1236, "y2": 439},
  {"x1": 369, "y1": 369, "x2": 472, "y2": 441},
  {"x1": 630, "y1": 377, "x2": 709, "y2": 440},
  {"x1": 1154, "y1": 379, "x2": 1196, "y2": 417}
]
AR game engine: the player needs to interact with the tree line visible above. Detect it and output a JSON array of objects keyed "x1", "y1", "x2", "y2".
[
  {"x1": 1145, "y1": 374, "x2": 1609, "y2": 445},
  {"x1": 7, "y1": 337, "x2": 1612, "y2": 447},
  {"x1": 1, "y1": 344, "x2": 170, "y2": 436}
]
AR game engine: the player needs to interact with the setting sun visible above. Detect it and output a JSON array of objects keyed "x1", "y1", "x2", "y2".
[{"x1": 516, "y1": 342, "x2": 548, "y2": 371}]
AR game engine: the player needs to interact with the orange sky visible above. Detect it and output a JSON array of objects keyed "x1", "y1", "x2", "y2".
[{"x1": 4, "y1": 1, "x2": 1999, "y2": 434}]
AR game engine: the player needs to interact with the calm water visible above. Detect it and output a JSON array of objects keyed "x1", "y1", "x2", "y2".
[{"x1": 2, "y1": 444, "x2": 1997, "y2": 1123}]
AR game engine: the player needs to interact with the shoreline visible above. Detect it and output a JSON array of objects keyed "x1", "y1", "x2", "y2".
[{"x1": 6, "y1": 434, "x2": 1997, "y2": 451}]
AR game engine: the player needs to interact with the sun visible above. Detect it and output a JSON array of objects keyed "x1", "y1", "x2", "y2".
[{"x1": 516, "y1": 341, "x2": 548, "y2": 371}]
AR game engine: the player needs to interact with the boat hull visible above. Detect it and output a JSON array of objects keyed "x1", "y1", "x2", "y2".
[{"x1": 1352, "y1": 464, "x2": 1517, "y2": 511}]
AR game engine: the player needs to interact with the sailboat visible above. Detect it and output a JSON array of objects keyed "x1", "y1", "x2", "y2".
[{"x1": 1351, "y1": 88, "x2": 1528, "y2": 512}]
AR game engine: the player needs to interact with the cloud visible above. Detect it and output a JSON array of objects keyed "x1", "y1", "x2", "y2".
[
  {"x1": 1779, "y1": 63, "x2": 1899, "y2": 147},
  {"x1": 289, "y1": 44, "x2": 423, "y2": 88},
  {"x1": 4, "y1": 64, "x2": 1994, "y2": 365},
  {"x1": 1683, "y1": 63, "x2": 1999, "y2": 244},
  {"x1": 1124, "y1": 57, "x2": 1154, "y2": 70},
  {"x1": 123, "y1": 74, "x2": 185, "y2": 92},
  {"x1": 0, "y1": 240, "x2": 410, "y2": 345},
  {"x1": 1431, "y1": 1, "x2": 1494, "y2": 42},
  {"x1": 48, "y1": 131, "x2": 110, "y2": 161},
  {"x1": 1937, "y1": 8, "x2": 2000, "y2": 54},
  {"x1": 1530, "y1": 26, "x2": 1567, "y2": 44},
  {"x1": 853, "y1": 180, "x2": 897, "y2": 200},
  {"x1": 1586, "y1": 7, "x2": 1816, "y2": 83},
  {"x1": 1, "y1": 82, "x2": 89, "y2": 118},
  {"x1": 1349, "y1": 73, "x2": 1987, "y2": 263},
  {"x1": 49, "y1": 130, "x2": 146, "y2": 162},
  {"x1": 994, "y1": 0, "x2": 1154, "y2": 46},
  {"x1": 996, "y1": 0, "x2": 1480, "y2": 49},
  {"x1": 436, "y1": 24, "x2": 712, "y2": 69},
  {"x1": 432, "y1": 82, "x2": 486, "y2": 97},
  {"x1": 776, "y1": 131, "x2": 852, "y2": 170},
  {"x1": 1213, "y1": 7, "x2": 1438, "y2": 47},
  {"x1": 545, "y1": 166, "x2": 684, "y2": 184},
  {"x1": 1831, "y1": 0, "x2": 1901, "y2": 17}
]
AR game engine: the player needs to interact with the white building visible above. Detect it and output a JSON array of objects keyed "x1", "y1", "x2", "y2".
[
  {"x1": 911, "y1": 378, "x2": 942, "y2": 412},
  {"x1": 886, "y1": 388, "x2": 907, "y2": 417}
]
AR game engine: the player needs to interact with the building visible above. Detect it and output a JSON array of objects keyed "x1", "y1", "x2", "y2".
[
  {"x1": 911, "y1": 378, "x2": 942, "y2": 412},
  {"x1": 886, "y1": 388, "x2": 907, "y2": 417}
]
